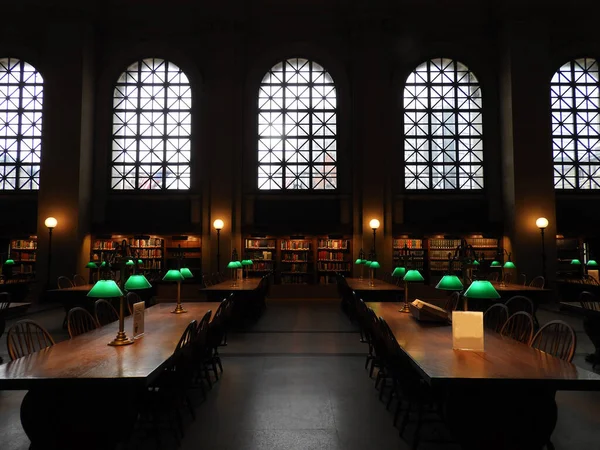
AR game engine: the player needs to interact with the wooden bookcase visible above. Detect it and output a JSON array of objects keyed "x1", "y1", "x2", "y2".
[
  {"x1": 280, "y1": 238, "x2": 312, "y2": 284},
  {"x1": 392, "y1": 238, "x2": 425, "y2": 271},
  {"x1": 164, "y1": 235, "x2": 201, "y2": 276},
  {"x1": 316, "y1": 237, "x2": 351, "y2": 284},
  {"x1": 244, "y1": 237, "x2": 277, "y2": 274},
  {"x1": 9, "y1": 236, "x2": 37, "y2": 276},
  {"x1": 556, "y1": 237, "x2": 583, "y2": 278},
  {"x1": 91, "y1": 235, "x2": 164, "y2": 271}
]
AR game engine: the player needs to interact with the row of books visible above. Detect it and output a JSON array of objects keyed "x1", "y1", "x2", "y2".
[
  {"x1": 317, "y1": 251, "x2": 348, "y2": 260},
  {"x1": 245, "y1": 239, "x2": 276, "y2": 249},
  {"x1": 393, "y1": 239, "x2": 422, "y2": 249},
  {"x1": 317, "y1": 239, "x2": 349, "y2": 249},
  {"x1": 280, "y1": 240, "x2": 311, "y2": 250},
  {"x1": 282, "y1": 255, "x2": 308, "y2": 261},
  {"x1": 11, "y1": 240, "x2": 37, "y2": 249},
  {"x1": 10, "y1": 252, "x2": 36, "y2": 261},
  {"x1": 317, "y1": 262, "x2": 351, "y2": 271},
  {"x1": 135, "y1": 249, "x2": 162, "y2": 258}
]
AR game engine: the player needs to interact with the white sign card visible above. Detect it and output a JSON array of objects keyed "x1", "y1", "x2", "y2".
[{"x1": 132, "y1": 301, "x2": 145, "y2": 339}]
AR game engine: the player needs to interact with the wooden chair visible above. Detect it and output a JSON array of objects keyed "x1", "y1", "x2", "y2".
[
  {"x1": 529, "y1": 276, "x2": 545, "y2": 289},
  {"x1": 505, "y1": 295, "x2": 535, "y2": 317},
  {"x1": 579, "y1": 291, "x2": 600, "y2": 311},
  {"x1": 57, "y1": 276, "x2": 74, "y2": 289},
  {"x1": 484, "y1": 303, "x2": 509, "y2": 333},
  {"x1": 127, "y1": 291, "x2": 142, "y2": 315},
  {"x1": 72, "y1": 274, "x2": 87, "y2": 286},
  {"x1": 7, "y1": 320, "x2": 55, "y2": 361},
  {"x1": 519, "y1": 273, "x2": 527, "y2": 286},
  {"x1": 500, "y1": 311, "x2": 534, "y2": 344},
  {"x1": 487, "y1": 272, "x2": 500, "y2": 282},
  {"x1": 0, "y1": 292, "x2": 11, "y2": 364},
  {"x1": 94, "y1": 299, "x2": 119, "y2": 326},
  {"x1": 443, "y1": 291, "x2": 461, "y2": 314},
  {"x1": 530, "y1": 320, "x2": 576, "y2": 362},
  {"x1": 67, "y1": 307, "x2": 99, "y2": 338}
]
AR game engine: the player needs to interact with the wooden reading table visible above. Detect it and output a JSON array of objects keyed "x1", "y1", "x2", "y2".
[
  {"x1": 369, "y1": 302, "x2": 600, "y2": 450},
  {"x1": 201, "y1": 277, "x2": 265, "y2": 322},
  {"x1": 346, "y1": 278, "x2": 403, "y2": 302},
  {"x1": 0, "y1": 302, "x2": 220, "y2": 449}
]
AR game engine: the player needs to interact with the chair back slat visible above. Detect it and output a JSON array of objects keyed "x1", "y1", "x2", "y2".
[
  {"x1": 94, "y1": 299, "x2": 119, "y2": 326},
  {"x1": 529, "y1": 276, "x2": 545, "y2": 288},
  {"x1": 126, "y1": 291, "x2": 142, "y2": 315},
  {"x1": 505, "y1": 295, "x2": 535, "y2": 317},
  {"x1": 57, "y1": 276, "x2": 74, "y2": 289},
  {"x1": 531, "y1": 320, "x2": 576, "y2": 362},
  {"x1": 579, "y1": 291, "x2": 600, "y2": 311},
  {"x1": 484, "y1": 303, "x2": 509, "y2": 333},
  {"x1": 500, "y1": 311, "x2": 534, "y2": 344},
  {"x1": 444, "y1": 292, "x2": 461, "y2": 314},
  {"x1": 67, "y1": 307, "x2": 99, "y2": 338},
  {"x1": 73, "y1": 274, "x2": 87, "y2": 286},
  {"x1": 7, "y1": 320, "x2": 55, "y2": 360}
]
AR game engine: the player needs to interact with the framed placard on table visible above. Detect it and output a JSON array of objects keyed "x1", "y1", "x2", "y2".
[{"x1": 133, "y1": 301, "x2": 145, "y2": 338}]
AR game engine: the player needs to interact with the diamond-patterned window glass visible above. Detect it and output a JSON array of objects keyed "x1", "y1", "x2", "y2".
[
  {"x1": 0, "y1": 58, "x2": 43, "y2": 190},
  {"x1": 258, "y1": 58, "x2": 337, "y2": 190},
  {"x1": 403, "y1": 58, "x2": 483, "y2": 190},
  {"x1": 551, "y1": 58, "x2": 600, "y2": 190},
  {"x1": 111, "y1": 58, "x2": 191, "y2": 190}
]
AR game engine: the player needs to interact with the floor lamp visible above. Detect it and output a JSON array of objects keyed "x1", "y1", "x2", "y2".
[
  {"x1": 44, "y1": 217, "x2": 57, "y2": 289},
  {"x1": 536, "y1": 217, "x2": 548, "y2": 281},
  {"x1": 213, "y1": 219, "x2": 224, "y2": 273}
]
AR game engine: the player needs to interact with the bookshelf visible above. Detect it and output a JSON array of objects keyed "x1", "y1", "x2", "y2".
[
  {"x1": 428, "y1": 238, "x2": 462, "y2": 275},
  {"x1": 280, "y1": 238, "x2": 312, "y2": 284},
  {"x1": 556, "y1": 237, "x2": 583, "y2": 278},
  {"x1": 317, "y1": 237, "x2": 351, "y2": 284},
  {"x1": 245, "y1": 237, "x2": 276, "y2": 274},
  {"x1": 465, "y1": 237, "x2": 500, "y2": 262},
  {"x1": 9, "y1": 236, "x2": 37, "y2": 276},
  {"x1": 393, "y1": 238, "x2": 425, "y2": 271},
  {"x1": 164, "y1": 235, "x2": 201, "y2": 276},
  {"x1": 91, "y1": 235, "x2": 164, "y2": 271}
]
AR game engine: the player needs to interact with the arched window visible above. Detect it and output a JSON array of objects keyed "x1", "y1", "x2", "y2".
[
  {"x1": 111, "y1": 58, "x2": 191, "y2": 190},
  {"x1": 0, "y1": 58, "x2": 43, "y2": 190},
  {"x1": 551, "y1": 58, "x2": 600, "y2": 189},
  {"x1": 403, "y1": 58, "x2": 483, "y2": 190},
  {"x1": 258, "y1": 58, "x2": 337, "y2": 190}
]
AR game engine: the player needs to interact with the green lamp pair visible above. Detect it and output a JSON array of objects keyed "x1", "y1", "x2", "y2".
[
  {"x1": 399, "y1": 269, "x2": 425, "y2": 313},
  {"x1": 163, "y1": 267, "x2": 194, "y2": 314},
  {"x1": 87, "y1": 273, "x2": 152, "y2": 346},
  {"x1": 227, "y1": 260, "x2": 243, "y2": 287}
]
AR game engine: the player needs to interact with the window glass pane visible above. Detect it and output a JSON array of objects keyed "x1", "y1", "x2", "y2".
[
  {"x1": 258, "y1": 58, "x2": 337, "y2": 190},
  {"x1": 0, "y1": 58, "x2": 43, "y2": 191},
  {"x1": 111, "y1": 58, "x2": 191, "y2": 190},
  {"x1": 552, "y1": 58, "x2": 600, "y2": 189},
  {"x1": 403, "y1": 58, "x2": 484, "y2": 190}
]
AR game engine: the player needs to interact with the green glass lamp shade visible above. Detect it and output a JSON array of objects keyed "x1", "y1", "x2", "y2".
[
  {"x1": 227, "y1": 261, "x2": 243, "y2": 269},
  {"x1": 403, "y1": 269, "x2": 424, "y2": 282},
  {"x1": 369, "y1": 261, "x2": 381, "y2": 269},
  {"x1": 125, "y1": 259, "x2": 135, "y2": 266},
  {"x1": 355, "y1": 259, "x2": 363, "y2": 265},
  {"x1": 100, "y1": 261, "x2": 110, "y2": 268},
  {"x1": 85, "y1": 261, "x2": 98, "y2": 269},
  {"x1": 4, "y1": 259, "x2": 15, "y2": 266},
  {"x1": 124, "y1": 274, "x2": 152, "y2": 290},
  {"x1": 137, "y1": 259, "x2": 143, "y2": 265},
  {"x1": 571, "y1": 259, "x2": 582, "y2": 265},
  {"x1": 472, "y1": 260, "x2": 480, "y2": 266},
  {"x1": 587, "y1": 260, "x2": 599, "y2": 267},
  {"x1": 235, "y1": 261, "x2": 243, "y2": 268},
  {"x1": 436, "y1": 274, "x2": 464, "y2": 291},
  {"x1": 463, "y1": 280, "x2": 500, "y2": 299},
  {"x1": 364, "y1": 260, "x2": 372, "y2": 267},
  {"x1": 87, "y1": 279, "x2": 124, "y2": 298},
  {"x1": 490, "y1": 260, "x2": 501, "y2": 267},
  {"x1": 241, "y1": 259, "x2": 253, "y2": 266},
  {"x1": 180, "y1": 267, "x2": 194, "y2": 279},
  {"x1": 392, "y1": 267, "x2": 406, "y2": 278},
  {"x1": 162, "y1": 269, "x2": 185, "y2": 282},
  {"x1": 503, "y1": 261, "x2": 517, "y2": 269}
]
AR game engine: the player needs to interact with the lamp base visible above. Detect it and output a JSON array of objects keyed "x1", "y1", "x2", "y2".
[
  {"x1": 171, "y1": 304, "x2": 187, "y2": 314},
  {"x1": 399, "y1": 301, "x2": 411, "y2": 313},
  {"x1": 108, "y1": 332, "x2": 134, "y2": 346}
]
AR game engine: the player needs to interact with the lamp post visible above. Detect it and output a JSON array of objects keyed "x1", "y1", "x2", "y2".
[
  {"x1": 369, "y1": 219, "x2": 380, "y2": 261},
  {"x1": 536, "y1": 217, "x2": 549, "y2": 281},
  {"x1": 213, "y1": 219, "x2": 224, "y2": 273},
  {"x1": 44, "y1": 217, "x2": 57, "y2": 289}
]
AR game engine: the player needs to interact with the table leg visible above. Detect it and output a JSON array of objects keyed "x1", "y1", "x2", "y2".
[
  {"x1": 20, "y1": 386, "x2": 139, "y2": 450},
  {"x1": 444, "y1": 387, "x2": 557, "y2": 450}
]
